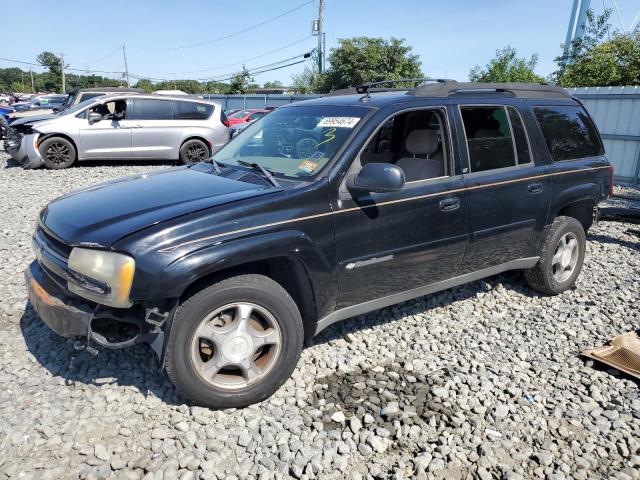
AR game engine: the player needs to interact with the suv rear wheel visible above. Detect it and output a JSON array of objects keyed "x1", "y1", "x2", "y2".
[
  {"x1": 179, "y1": 139, "x2": 210, "y2": 164},
  {"x1": 525, "y1": 216, "x2": 586, "y2": 295},
  {"x1": 165, "y1": 274, "x2": 303, "y2": 408},
  {"x1": 39, "y1": 136, "x2": 76, "y2": 169}
]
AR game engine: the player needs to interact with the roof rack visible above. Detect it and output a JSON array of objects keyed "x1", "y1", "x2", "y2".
[
  {"x1": 326, "y1": 78, "x2": 456, "y2": 96},
  {"x1": 409, "y1": 81, "x2": 572, "y2": 99}
]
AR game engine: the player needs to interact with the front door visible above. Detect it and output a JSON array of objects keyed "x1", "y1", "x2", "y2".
[
  {"x1": 79, "y1": 99, "x2": 132, "y2": 159},
  {"x1": 334, "y1": 107, "x2": 468, "y2": 309},
  {"x1": 129, "y1": 98, "x2": 182, "y2": 159},
  {"x1": 455, "y1": 103, "x2": 551, "y2": 274}
]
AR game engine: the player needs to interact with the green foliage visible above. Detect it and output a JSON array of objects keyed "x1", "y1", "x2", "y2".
[
  {"x1": 36, "y1": 51, "x2": 64, "y2": 76},
  {"x1": 0, "y1": 67, "x2": 121, "y2": 93},
  {"x1": 290, "y1": 64, "x2": 322, "y2": 93},
  {"x1": 469, "y1": 46, "x2": 545, "y2": 83},
  {"x1": 133, "y1": 78, "x2": 155, "y2": 93},
  {"x1": 320, "y1": 37, "x2": 423, "y2": 92},
  {"x1": 226, "y1": 68, "x2": 253, "y2": 94},
  {"x1": 554, "y1": 9, "x2": 640, "y2": 87},
  {"x1": 262, "y1": 80, "x2": 284, "y2": 88}
]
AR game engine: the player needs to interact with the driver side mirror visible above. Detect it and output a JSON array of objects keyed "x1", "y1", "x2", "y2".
[
  {"x1": 88, "y1": 111, "x2": 103, "y2": 125},
  {"x1": 347, "y1": 162, "x2": 405, "y2": 195}
]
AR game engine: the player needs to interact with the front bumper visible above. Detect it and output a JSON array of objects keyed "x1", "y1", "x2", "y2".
[
  {"x1": 25, "y1": 260, "x2": 94, "y2": 338},
  {"x1": 5, "y1": 131, "x2": 43, "y2": 168}
]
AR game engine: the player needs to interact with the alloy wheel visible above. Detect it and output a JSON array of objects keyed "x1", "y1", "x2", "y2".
[
  {"x1": 551, "y1": 232, "x2": 579, "y2": 283},
  {"x1": 186, "y1": 144, "x2": 207, "y2": 163},
  {"x1": 45, "y1": 142, "x2": 70, "y2": 165},
  {"x1": 190, "y1": 302, "x2": 282, "y2": 390}
]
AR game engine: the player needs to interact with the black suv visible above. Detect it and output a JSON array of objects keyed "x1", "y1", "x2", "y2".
[{"x1": 26, "y1": 80, "x2": 613, "y2": 408}]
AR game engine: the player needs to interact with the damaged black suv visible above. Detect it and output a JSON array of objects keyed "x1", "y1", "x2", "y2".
[{"x1": 26, "y1": 80, "x2": 613, "y2": 408}]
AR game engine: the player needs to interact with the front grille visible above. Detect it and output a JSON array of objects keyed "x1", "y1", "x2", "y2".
[{"x1": 38, "y1": 227, "x2": 72, "y2": 259}]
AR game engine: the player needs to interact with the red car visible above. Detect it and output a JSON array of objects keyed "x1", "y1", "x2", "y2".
[{"x1": 226, "y1": 108, "x2": 269, "y2": 126}]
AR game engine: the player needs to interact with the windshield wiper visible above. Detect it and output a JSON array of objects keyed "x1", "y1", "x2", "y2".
[
  {"x1": 205, "y1": 157, "x2": 224, "y2": 175},
  {"x1": 237, "y1": 160, "x2": 281, "y2": 188}
]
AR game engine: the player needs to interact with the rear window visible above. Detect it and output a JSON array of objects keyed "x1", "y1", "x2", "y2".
[
  {"x1": 534, "y1": 106, "x2": 604, "y2": 162},
  {"x1": 130, "y1": 99, "x2": 174, "y2": 120},
  {"x1": 176, "y1": 101, "x2": 213, "y2": 120}
]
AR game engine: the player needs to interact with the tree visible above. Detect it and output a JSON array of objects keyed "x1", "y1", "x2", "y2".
[
  {"x1": 469, "y1": 47, "x2": 545, "y2": 83},
  {"x1": 36, "y1": 51, "x2": 64, "y2": 76},
  {"x1": 262, "y1": 80, "x2": 284, "y2": 89},
  {"x1": 133, "y1": 78, "x2": 154, "y2": 93},
  {"x1": 320, "y1": 37, "x2": 423, "y2": 92},
  {"x1": 553, "y1": 9, "x2": 640, "y2": 87},
  {"x1": 290, "y1": 64, "x2": 322, "y2": 93},
  {"x1": 226, "y1": 67, "x2": 253, "y2": 94},
  {"x1": 554, "y1": 9, "x2": 612, "y2": 82}
]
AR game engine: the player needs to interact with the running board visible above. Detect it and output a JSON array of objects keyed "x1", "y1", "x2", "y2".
[{"x1": 314, "y1": 257, "x2": 539, "y2": 335}]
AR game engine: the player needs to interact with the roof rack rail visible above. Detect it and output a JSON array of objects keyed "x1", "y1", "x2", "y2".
[
  {"x1": 409, "y1": 82, "x2": 572, "y2": 100},
  {"x1": 353, "y1": 78, "x2": 456, "y2": 94}
]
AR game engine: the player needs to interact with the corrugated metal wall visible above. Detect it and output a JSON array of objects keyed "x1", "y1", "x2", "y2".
[
  {"x1": 205, "y1": 88, "x2": 640, "y2": 184},
  {"x1": 571, "y1": 86, "x2": 640, "y2": 184}
]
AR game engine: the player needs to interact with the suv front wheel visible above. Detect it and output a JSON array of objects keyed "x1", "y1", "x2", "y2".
[
  {"x1": 525, "y1": 216, "x2": 586, "y2": 295},
  {"x1": 165, "y1": 274, "x2": 304, "y2": 408}
]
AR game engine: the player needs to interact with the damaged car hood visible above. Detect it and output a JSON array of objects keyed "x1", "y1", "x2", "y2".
[
  {"x1": 9, "y1": 114, "x2": 58, "y2": 128},
  {"x1": 40, "y1": 165, "x2": 278, "y2": 248}
]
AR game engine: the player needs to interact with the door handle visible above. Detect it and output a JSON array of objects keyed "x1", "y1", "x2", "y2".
[
  {"x1": 439, "y1": 197, "x2": 460, "y2": 212},
  {"x1": 528, "y1": 182, "x2": 543, "y2": 194}
]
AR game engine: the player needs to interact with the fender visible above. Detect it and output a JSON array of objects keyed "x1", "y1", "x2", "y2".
[
  {"x1": 152, "y1": 229, "x2": 335, "y2": 306},
  {"x1": 547, "y1": 181, "x2": 599, "y2": 225}
]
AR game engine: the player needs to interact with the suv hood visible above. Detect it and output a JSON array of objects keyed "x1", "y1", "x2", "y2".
[{"x1": 40, "y1": 166, "x2": 276, "y2": 248}]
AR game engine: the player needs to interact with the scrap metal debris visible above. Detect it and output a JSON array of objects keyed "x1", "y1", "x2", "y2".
[{"x1": 583, "y1": 331, "x2": 640, "y2": 380}]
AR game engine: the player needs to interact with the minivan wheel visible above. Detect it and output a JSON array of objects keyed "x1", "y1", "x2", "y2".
[
  {"x1": 524, "y1": 216, "x2": 586, "y2": 295},
  {"x1": 39, "y1": 137, "x2": 76, "y2": 169},
  {"x1": 164, "y1": 274, "x2": 303, "y2": 408},
  {"x1": 180, "y1": 139, "x2": 210, "y2": 164}
]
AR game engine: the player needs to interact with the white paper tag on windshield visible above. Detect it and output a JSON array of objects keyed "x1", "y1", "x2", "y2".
[{"x1": 317, "y1": 117, "x2": 360, "y2": 128}]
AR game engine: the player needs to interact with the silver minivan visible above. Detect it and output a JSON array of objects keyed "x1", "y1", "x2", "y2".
[{"x1": 6, "y1": 94, "x2": 229, "y2": 169}]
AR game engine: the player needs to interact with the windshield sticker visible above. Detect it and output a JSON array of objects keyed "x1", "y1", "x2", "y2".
[
  {"x1": 317, "y1": 117, "x2": 360, "y2": 128},
  {"x1": 298, "y1": 160, "x2": 319, "y2": 173}
]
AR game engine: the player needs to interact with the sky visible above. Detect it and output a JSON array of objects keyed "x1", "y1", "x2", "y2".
[{"x1": 2, "y1": 0, "x2": 640, "y2": 87}]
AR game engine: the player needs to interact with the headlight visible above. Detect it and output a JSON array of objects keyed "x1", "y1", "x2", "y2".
[{"x1": 67, "y1": 248, "x2": 135, "y2": 308}]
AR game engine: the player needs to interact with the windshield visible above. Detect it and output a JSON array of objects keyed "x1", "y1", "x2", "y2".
[
  {"x1": 214, "y1": 105, "x2": 371, "y2": 180},
  {"x1": 228, "y1": 109, "x2": 254, "y2": 119}
]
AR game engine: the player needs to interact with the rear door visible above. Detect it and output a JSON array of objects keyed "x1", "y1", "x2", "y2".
[
  {"x1": 128, "y1": 98, "x2": 182, "y2": 159},
  {"x1": 455, "y1": 101, "x2": 551, "y2": 274}
]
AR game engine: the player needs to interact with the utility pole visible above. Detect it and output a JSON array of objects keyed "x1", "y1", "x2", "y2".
[
  {"x1": 317, "y1": 0, "x2": 324, "y2": 74},
  {"x1": 59, "y1": 53, "x2": 66, "y2": 93},
  {"x1": 21, "y1": 71, "x2": 25, "y2": 92},
  {"x1": 122, "y1": 44, "x2": 130, "y2": 87},
  {"x1": 30, "y1": 67, "x2": 34, "y2": 93}
]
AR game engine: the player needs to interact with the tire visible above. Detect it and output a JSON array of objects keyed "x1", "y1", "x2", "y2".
[
  {"x1": 294, "y1": 137, "x2": 319, "y2": 158},
  {"x1": 524, "y1": 216, "x2": 586, "y2": 295},
  {"x1": 179, "y1": 139, "x2": 210, "y2": 165},
  {"x1": 164, "y1": 274, "x2": 304, "y2": 408},
  {"x1": 39, "y1": 136, "x2": 76, "y2": 169}
]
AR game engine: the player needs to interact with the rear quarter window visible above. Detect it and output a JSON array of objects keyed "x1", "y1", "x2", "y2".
[
  {"x1": 176, "y1": 101, "x2": 213, "y2": 120},
  {"x1": 534, "y1": 105, "x2": 604, "y2": 162}
]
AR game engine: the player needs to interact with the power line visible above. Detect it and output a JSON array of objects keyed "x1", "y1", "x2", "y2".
[
  {"x1": 149, "y1": 35, "x2": 314, "y2": 75},
  {"x1": 75, "y1": 44, "x2": 123, "y2": 67},
  {"x1": 137, "y1": 0, "x2": 313, "y2": 50},
  {"x1": 0, "y1": 56, "x2": 124, "y2": 75}
]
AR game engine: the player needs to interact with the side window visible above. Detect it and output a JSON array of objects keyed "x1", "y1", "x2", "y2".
[
  {"x1": 360, "y1": 108, "x2": 449, "y2": 182},
  {"x1": 461, "y1": 106, "x2": 517, "y2": 172},
  {"x1": 176, "y1": 101, "x2": 213, "y2": 120},
  {"x1": 79, "y1": 93, "x2": 106, "y2": 103},
  {"x1": 507, "y1": 106, "x2": 532, "y2": 164},
  {"x1": 130, "y1": 99, "x2": 174, "y2": 120},
  {"x1": 534, "y1": 106, "x2": 604, "y2": 162},
  {"x1": 89, "y1": 100, "x2": 127, "y2": 120}
]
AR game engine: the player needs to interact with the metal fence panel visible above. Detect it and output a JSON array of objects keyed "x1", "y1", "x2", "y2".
[{"x1": 571, "y1": 86, "x2": 640, "y2": 184}]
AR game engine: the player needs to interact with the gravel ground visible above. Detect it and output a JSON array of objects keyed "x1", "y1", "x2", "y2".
[{"x1": 0, "y1": 153, "x2": 639, "y2": 480}]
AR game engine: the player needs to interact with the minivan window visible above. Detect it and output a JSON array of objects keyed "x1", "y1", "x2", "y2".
[
  {"x1": 176, "y1": 101, "x2": 213, "y2": 120},
  {"x1": 78, "y1": 92, "x2": 107, "y2": 103},
  {"x1": 130, "y1": 99, "x2": 174, "y2": 120},
  {"x1": 461, "y1": 106, "x2": 517, "y2": 172},
  {"x1": 534, "y1": 106, "x2": 604, "y2": 162}
]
